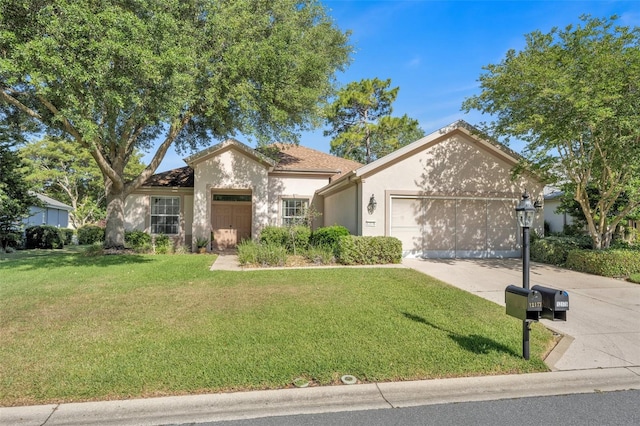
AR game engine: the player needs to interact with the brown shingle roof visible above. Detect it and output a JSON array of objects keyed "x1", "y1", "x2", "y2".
[
  {"x1": 143, "y1": 166, "x2": 194, "y2": 187},
  {"x1": 265, "y1": 143, "x2": 362, "y2": 180},
  {"x1": 144, "y1": 144, "x2": 361, "y2": 187}
]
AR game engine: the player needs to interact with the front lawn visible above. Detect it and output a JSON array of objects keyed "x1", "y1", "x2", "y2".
[{"x1": 0, "y1": 249, "x2": 553, "y2": 406}]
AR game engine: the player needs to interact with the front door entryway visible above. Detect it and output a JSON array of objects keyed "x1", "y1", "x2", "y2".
[{"x1": 211, "y1": 193, "x2": 252, "y2": 250}]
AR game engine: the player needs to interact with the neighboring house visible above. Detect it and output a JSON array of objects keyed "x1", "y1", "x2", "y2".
[
  {"x1": 124, "y1": 121, "x2": 544, "y2": 258},
  {"x1": 543, "y1": 187, "x2": 575, "y2": 233},
  {"x1": 23, "y1": 193, "x2": 73, "y2": 229}
]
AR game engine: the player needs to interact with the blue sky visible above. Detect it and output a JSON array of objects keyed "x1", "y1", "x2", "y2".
[{"x1": 151, "y1": 0, "x2": 640, "y2": 171}]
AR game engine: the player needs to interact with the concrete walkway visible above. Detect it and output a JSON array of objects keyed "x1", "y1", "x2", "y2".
[{"x1": 2, "y1": 256, "x2": 639, "y2": 425}]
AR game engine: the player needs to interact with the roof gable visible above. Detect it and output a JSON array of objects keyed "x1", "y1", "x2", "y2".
[
  {"x1": 184, "y1": 138, "x2": 276, "y2": 168},
  {"x1": 34, "y1": 193, "x2": 73, "y2": 211},
  {"x1": 354, "y1": 120, "x2": 521, "y2": 179}
]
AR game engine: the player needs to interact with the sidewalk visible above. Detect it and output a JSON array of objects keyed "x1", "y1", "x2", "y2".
[{"x1": 3, "y1": 256, "x2": 639, "y2": 425}]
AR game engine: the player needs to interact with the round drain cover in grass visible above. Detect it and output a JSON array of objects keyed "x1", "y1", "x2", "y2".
[{"x1": 341, "y1": 375, "x2": 357, "y2": 385}]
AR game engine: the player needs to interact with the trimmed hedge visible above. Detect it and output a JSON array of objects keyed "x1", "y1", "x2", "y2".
[
  {"x1": 25, "y1": 225, "x2": 64, "y2": 249},
  {"x1": 259, "y1": 225, "x2": 310, "y2": 253},
  {"x1": 531, "y1": 235, "x2": 592, "y2": 266},
  {"x1": 310, "y1": 226, "x2": 350, "y2": 252},
  {"x1": 77, "y1": 225, "x2": 105, "y2": 245},
  {"x1": 336, "y1": 236, "x2": 402, "y2": 265},
  {"x1": 566, "y1": 249, "x2": 640, "y2": 278}
]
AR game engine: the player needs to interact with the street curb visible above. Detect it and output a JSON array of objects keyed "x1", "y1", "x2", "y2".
[{"x1": 3, "y1": 368, "x2": 638, "y2": 426}]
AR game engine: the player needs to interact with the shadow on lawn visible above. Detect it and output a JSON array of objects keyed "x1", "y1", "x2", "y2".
[
  {"x1": 402, "y1": 312, "x2": 518, "y2": 357},
  {"x1": 0, "y1": 249, "x2": 152, "y2": 271}
]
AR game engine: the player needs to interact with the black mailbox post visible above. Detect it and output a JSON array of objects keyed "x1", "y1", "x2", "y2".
[
  {"x1": 505, "y1": 285, "x2": 542, "y2": 321},
  {"x1": 531, "y1": 285, "x2": 569, "y2": 321}
]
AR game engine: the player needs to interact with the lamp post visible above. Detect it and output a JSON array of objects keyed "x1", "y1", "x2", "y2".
[{"x1": 515, "y1": 190, "x2": 536, "y2": 360}]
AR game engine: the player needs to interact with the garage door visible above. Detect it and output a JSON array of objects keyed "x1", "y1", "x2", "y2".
[{"x1": 390, "y1": 196, "x2": 519, "y2": 258}]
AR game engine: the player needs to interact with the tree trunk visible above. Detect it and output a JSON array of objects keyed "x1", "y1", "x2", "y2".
[{"x1": 104, "y1": 189, "x2": 126, "y2": 249}]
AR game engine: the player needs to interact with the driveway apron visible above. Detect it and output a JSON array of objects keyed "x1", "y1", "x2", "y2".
[{"x1": 402, "y1": 258, "x2": 640, "y2": 371}]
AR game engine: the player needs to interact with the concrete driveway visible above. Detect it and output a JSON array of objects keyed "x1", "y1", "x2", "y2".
[{"x1": 403, "y1": 258, "x2": 640, "y2": 371}]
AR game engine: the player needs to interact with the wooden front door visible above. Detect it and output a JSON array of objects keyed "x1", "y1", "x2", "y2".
[{"x1": 211, "y1": 204, "x2": 252, "y2": 250}]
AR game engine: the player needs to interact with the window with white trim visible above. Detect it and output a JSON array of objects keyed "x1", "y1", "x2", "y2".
[
  {"x1": 282, "y1": 198, "x2": 309, "y2": 226},
  {"x1": 151, "y1": 196, "x2": 180, "y2": 234}
]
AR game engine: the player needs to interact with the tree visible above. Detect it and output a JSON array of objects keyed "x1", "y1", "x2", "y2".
[
  {"x1": 324, "y1": 78, "x2": 424, "y2": 164},
  {"x1": 0, "y1": 0, "x2": 351, "y2": 248},
  {"x1": 0, "y1": 140, "x2": 39, "y2": 250},
  {"x1": 20, "y1": 137, "x2": 145, "y2": 228},
  {"x1": 462, "y1": 15, "x2": 640, "y2": 249}
]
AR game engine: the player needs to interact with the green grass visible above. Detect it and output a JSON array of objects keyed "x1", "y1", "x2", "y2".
[{"x1": 0, "y1": 248, "x2": 554, "y2": 406}]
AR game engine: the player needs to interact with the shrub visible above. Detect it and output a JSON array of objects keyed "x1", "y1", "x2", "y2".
[
  {"x1": 566, "y1": 249, "x2": 640, "y2": 278},
  {"x1": 310, "y1": 226, "x2": 350, "y2": 253},
  {"x1": 60, "y1": 228, "x2": 75, "y2": 245},
  {"x1": 285, "y1": 225, "x2": 311, "y2": 254},
  {"x1": 125, "y1": 230, "x2": 152, "y2": 250},
  {"x1": 259, "y1": 225, "x2": 311, "y2": 254},
  {"x1": 629, "y1": 273, "x2": 640, "y2": 284},
  {"x1": 336, "y1": 236, "x2": 402, "y2": 265},
  {"x1": 259, "y1": 226, "x2": 288, "y2": 247},
  {"x1": 304, "y1": 245, "x2": 335, "y2": 265},
  {"x1": 237, "y1": 240, "x2": 287, "y2": 267},
  {"x1": 24, "y1": 225, "x2": 64, "y2": 249},
  {"x1": 531, "y1": 235, "x2": 592, "y2": 265},
  {"x1": 1, "y1": 229, "x2": 23, "y2": 251},
  {"x1": 153, "y1": 234, "x2": 171, "y2": 254},
  {"x1": 77, "y1": 225, "x2": 105, "y2": 245}
]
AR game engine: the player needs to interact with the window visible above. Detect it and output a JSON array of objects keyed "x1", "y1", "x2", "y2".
[
  {"x1": 282, "y1": 198, "x2": 308, "y2": 226},
  {"x1": 151, "y1": 196, "x2": 180, "y2": 234}
]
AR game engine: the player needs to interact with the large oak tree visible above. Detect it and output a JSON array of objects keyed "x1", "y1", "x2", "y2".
[
  {"x1": 0, "y1": 0, "x2": 351, "y2": 248},
  {"x1": 462, "y1": 16, "x2": 640, "y2": 249}
]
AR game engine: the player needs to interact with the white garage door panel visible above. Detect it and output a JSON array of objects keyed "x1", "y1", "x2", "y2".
[{"x1": 390, "y1": 196, "x2": 519, "y2": 258}]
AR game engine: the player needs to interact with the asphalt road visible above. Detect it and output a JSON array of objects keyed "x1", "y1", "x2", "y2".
[{"x1": 180, "y1": 389, "x2": 640, "y2": 426}]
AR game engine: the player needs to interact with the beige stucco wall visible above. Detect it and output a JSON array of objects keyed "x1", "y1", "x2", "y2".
[
  {"x1": 191, "y1": 148, "x2": 270, "y2": 249},
  {"x1": 360, "y1": 133, "x2": 544, "y2": 236},
  {"x1": 268, "y1": 174, "x2": 330, "y2": 227},
  {"x1": 124, "y1": 194, "x2": 148, "y2": 232},
  {"x1": 323, "y1": 184, "x2": 359, "y2": 234},
  {"x1": 124, "y1": 190, "x2": 194, "y2": 246}
]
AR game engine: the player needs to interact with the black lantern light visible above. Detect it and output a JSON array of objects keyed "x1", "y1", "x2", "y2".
[{"x1": 367, "y1": 194, "x2": 377, "y2": 214}]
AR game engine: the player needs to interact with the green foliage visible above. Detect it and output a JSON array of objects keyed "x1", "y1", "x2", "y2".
[
  {"x1": 566, "y1": 249, "x2": 640, "y2": 278},
  {"x1": 286, "y1": 225, "x2": 311, "y2": 254},
  {"x1": 531, "y1": 235, "x2": 592, "y2": 265},
  {"x1": 19, "y1": 137, "x2": 145, "y2": 228},
  {"x1": 259, "y1": 226, "x2": 289, "y2": 247},
  {"x1": 462, "y1": 16, "x2": 640, "y2": 249},
  {"x1": 195, "y1": 236, "x2": 209, "y2": 249},
  {"x1": 125, "y1": 230, "x2": 152, "y2": 251},
  {"x1": 77, "y1": 225, "x2": 105, "y2": 245},
  {"x1": 629, "y1": 273, "x2": 640, "y2": 284},
  {"x1": 304, "y1": 245, "x2": 335, "y2": 265},
  {"x1": 237, "y1": 240, "x2": 287, "y2": 267},
  {"x1": 0, "y1": 141, "x2": 39, "y2": 249},
  {"x1": 153, "y1": 234, "x2": 171, "y2": 254},
  {"x1": 336, "y1": 236, "x2": 402, "y2": 265},
  {"x1": 310, "y1": 225, "x2": 350, "y2": 253},
  {"x1": 325, "y1": 78, "x2": 425, "y2": 164},
  {"x1": 25, "y1": 225, "x2": 64, "y2": 249},
  {"x1": 60, "y1": 228, "x2": 75, "y2": 245},
  {"x1": 0, "y1": 230, "x2": 22, "y2": 252},
  {"x1": 260, "y1": 225, "x2": 311, "y2": 254},
  {"x1": 1, "y1": 0, "x2": 351, "y2": 249}
]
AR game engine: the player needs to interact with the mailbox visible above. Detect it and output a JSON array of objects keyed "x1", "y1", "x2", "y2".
[
  {"x1": 531, "y1": 285, "x2": 569, "y2": 321},
  {"x1": 505, "y1": 285, "x2": 542, "y2": 321}
]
